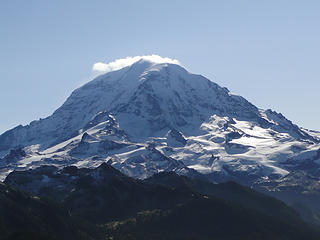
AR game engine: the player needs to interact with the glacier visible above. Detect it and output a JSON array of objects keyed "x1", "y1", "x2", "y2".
[{"x1": 0, "y1": 56, "x2": 319, "y2": 187}]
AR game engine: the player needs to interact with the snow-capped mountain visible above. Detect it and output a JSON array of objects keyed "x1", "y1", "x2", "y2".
[{"x1": 1, "y1": 56, "x2": 320, "y2": 188}]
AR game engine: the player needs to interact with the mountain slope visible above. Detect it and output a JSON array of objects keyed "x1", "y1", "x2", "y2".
[
  {"x1": 0, "y1": 60, "x2": 260, "y2": 150},
  {"x1": 0, "y1": 182, "x2": 100, "y2": 240},
  {"x1": 1, "y1": 56, "x2": 320, "y2": 224},
  {"x1": 105, "y1": 198, "x2": 317, "y2": 240},
  {"x1": 1, "y1": 57, "x2": 319, "y2": 180},
  {"x1": 4, "y1": 164, "x2": 320, "y2": 240}
]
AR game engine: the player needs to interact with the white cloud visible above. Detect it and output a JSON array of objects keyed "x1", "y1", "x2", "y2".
[{"x1": 92, "y1": 55, "x2": 180, "y2": 74}]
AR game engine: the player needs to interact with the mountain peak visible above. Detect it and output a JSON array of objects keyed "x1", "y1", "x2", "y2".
[{"x1": 0, "y1": 56, "x2": 319, "y2": 191}]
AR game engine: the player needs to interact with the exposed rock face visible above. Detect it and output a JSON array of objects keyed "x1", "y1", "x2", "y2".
[{"x1": 166, "y1": 129, "x2": 187, "y2": 147}]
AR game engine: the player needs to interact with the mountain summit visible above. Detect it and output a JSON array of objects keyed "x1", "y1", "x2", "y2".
[
  {"x1": 1, "y1": 58, "x2": 260, "y2": 148},
  {"x1": 0, "y1": 56, "x2": 319, "y2": 186}
]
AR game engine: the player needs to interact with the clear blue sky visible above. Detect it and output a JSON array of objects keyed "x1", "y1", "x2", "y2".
[{"x1": 0, "y1": 0, "x2": 319, "y2": 134}]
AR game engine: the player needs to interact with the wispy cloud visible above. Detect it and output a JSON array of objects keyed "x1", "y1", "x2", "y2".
[{"x1": 92, "y1": 55, "x2": 180, "y2": 74}]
